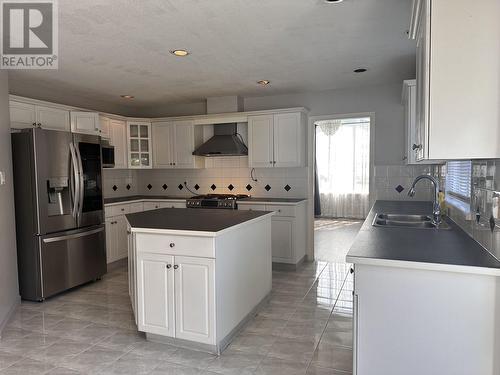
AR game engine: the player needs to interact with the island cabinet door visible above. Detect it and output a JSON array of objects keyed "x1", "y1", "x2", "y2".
[
  {"x1": 137, "y1": 253, "x2": 175, "y2": 337},
  {"x1": 174, "y1": 256, "x2": 215, "y2": 345}
]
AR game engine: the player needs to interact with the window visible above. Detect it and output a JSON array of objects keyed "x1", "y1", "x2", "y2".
[{"x1": 445, "y1": 161, "x2": 472, "y2": 201}]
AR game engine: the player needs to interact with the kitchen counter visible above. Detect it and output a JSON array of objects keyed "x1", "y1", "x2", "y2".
[
  {"x1": 104, "y1": 195, "x2": 188, "y2": 205},
  {"x1": 128, "y1": 207, "x2": 273, "y2": 354},
  {"x1": 238, "y1": 197, "x2": 306, "y2": 204},
  {"x1": 105, "y1": 195, "x2": 306, "y2": 206},
  {"x1": 126, "y1": 207, "x2": 272, "y2": 236},
  {"x1": 346, "y1": 200, "x2": 500, "y2": 275}
]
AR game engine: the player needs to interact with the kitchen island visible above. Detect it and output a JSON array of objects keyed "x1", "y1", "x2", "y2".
[
  {"x1": 347, "y1": 200, "x2": 500, "y2": 375},
  {"x1": 126, "y1": 208, "x2": 273, "y2": 354}
]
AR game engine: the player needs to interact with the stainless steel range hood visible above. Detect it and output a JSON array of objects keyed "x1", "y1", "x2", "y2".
[{"x1": 193, "y1": 123, "x2": 248, "y2": 157}]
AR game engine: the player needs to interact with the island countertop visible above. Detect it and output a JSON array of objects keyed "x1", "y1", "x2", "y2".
[
  {"x1": 346, "y1": 200, "x2": 500, "y2": 276},
  {"x1": 126, "y1": 207, "x2": 273, "y2": 236}
]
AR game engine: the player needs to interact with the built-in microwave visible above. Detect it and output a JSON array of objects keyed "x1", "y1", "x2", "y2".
[{"x1": 101, "y1": 141, "x2": 115, "y2": 168}]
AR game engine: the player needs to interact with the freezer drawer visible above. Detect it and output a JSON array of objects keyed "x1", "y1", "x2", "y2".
[{"x1": 40, "y1": 225, "x2": 106, "y2": 299}]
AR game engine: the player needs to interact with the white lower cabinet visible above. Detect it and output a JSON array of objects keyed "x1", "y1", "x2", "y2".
[
  {"x1": 136, "y1": 252, "x2": 215, "y2": 345},
  {"x1": 174, "y1": 257, "x2": 215, "y2": 344},
  {"x1": 271, "y1": 218, "x2": 293, "y2": 261},
  {"x1": 238, "y1": 201, "x2": 307, "y2": 265},
  {"x1": 137, "y1": 253, "x2": 175, "y2": 337},
  {"x1": 105, "y1": 215, "x2": 128, "y2": 263}
]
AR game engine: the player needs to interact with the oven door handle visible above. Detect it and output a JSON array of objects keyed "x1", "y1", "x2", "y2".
[
  {"x1": 43, "y1": 226, "x2": 104, "y2": 243},
  {"x1": 74, "y1": 142, "x2": 84, "y2": 217},
  {"x1": 69, "y1": 142, "x2": 80, "y2": 218}
]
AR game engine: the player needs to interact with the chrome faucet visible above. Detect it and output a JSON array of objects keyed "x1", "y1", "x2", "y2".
[{"x1": 408, "y1": 174, "x2": 442, "y2": 227}]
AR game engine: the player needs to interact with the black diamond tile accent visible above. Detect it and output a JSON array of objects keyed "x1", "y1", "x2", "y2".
[
  {"x1": 178, "y1": 184, "x2": 184, "y2": 190},
  {"x1": 126, "y1": 184, "x2": 131, "y2": 190},
  {"x1": 284, "y1": 184, "x2": 291, "y2": 192},
  {"x1": 228, "y1": 184, "x2": 234, "y2": 191},
  {"x1": 147, "y1": 184, "x2": 152, "y2": 190},
  {"x1": 246, "y1": 184, "x2": 252, "y2": 191},
  {"x1": 395, "y1": 184, "x2": 404, "y2": 193},
  {"x1": 194, "y1": 184, "x2": 200, "y2": 190},
  {"x1": 112, "y1": 185, "x2": 117, "y2": 191},
  {"x1": 211, "y1": 184, "x2": 217, "y2": 191},
  {"x1": 265, "y1": 184, "x2": 271, "y2": 191},
  {"x1": 162, "y1": 184, "x2": 168, "y2": 190}
]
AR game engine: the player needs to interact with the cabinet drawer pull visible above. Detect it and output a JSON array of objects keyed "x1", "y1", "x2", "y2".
[
  {"x1": 166, "y1": 264, "x2": 172, "y2": 269},
  {"x1": 169, "y1": 243, "x2": 175, "y2": 248},
  {"x1": 412, "y1": 143, "x2": 422, "y2": 151},
  {"x1": 173, "y1": 265, "x2": 179, "y2": 270},
  {"x1": 121, "y1": 208, "x2": 125, "y2": 211}
]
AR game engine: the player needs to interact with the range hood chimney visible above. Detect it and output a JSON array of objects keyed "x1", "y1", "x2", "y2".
[
  {"x1": 193, "y1": 96, "x2": 247, "y2": 157},
  {"x1": 192, "y1": 123, "x2": 248, "y2": 157}
]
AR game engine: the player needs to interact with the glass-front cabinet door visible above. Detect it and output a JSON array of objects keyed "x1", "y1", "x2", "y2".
[{"x1": 127, "y1": 121, "x2": 152, "y2": 168}]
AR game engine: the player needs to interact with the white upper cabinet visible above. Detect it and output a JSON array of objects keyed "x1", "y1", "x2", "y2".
[
  {"x1": 402, "y1": 80, "x2": 417, "y2": 165},
  {"x1": 410, "y1": 0, "x2": 500, "y2": 160},
  {"x1": 127, "y1": 121, "x2": 152, "y2": 169},
  {"x1": 248, "y1": 115, "x2": 274, "y2": 168},
  {"x1": 152, "y1": 122, "x2": 174, "y2": 168},
  {"x1": 109, "y1": 119, "x2": 128, "y2": 169},
  {"x1": 10, "y1": 101, "x2": 70, "y2": 131},
  {"x1": 99, "y1": 116, "x2": 111, "y2": 139},
  {"x1": 152, "y1": 120, "x2": 203, "y2": 169},
  {"x1": 248, "y1": 112, "x2": 305, "y2": 168},
  {"x1": 70, "y1": 111, "x2": 100, "y2": 135}
]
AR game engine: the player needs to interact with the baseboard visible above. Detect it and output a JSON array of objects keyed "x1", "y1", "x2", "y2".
[
  {"x1": 0, "y1": 296, "x2": 20, "y2": 339},
  {"x1": 272, "y1": 255, "x2": 306, "y2": 271},
  {"x1": 107, "y1": 257, "x2": 127, "y2": 272}
]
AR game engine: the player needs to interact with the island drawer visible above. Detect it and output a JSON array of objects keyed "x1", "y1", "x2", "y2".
[
  {"x1": 135, "y1": 233, "x2": 215, "y2": 258},
  {"x1": 105, "y1": 203, "x2": 130, "y2": 217},
  {"x1": 129, "y1": 202, "x2": 144, "y2": 213},
  {"x1": 266, "y1": 205, "x2": 296, "y2": 217},
  {"x1": 238, "y1": 203, "x2": 266, "y2": 212}
]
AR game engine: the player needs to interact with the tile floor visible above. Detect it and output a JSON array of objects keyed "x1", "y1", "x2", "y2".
[
  {"x1": 0, "y1": 261, "x2": 353, "y2": 374},
  {"x1": 314, "y1": 219, "x2": 363, "y2": 263}
]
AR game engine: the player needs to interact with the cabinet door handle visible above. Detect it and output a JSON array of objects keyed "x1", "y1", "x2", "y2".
[
  {"x1": 32, "y1": 122, "x2": 36, "y2": 126},
  {"x1": 169, "y1": 243, "x2": 175, "y2": 248},
  {"x1": 412, "y1": 143, "x2": 422, "y2": 151},
  {"x1": 173, "y1": 265, "x2": 179, "y2": 270},
  {"x1": 273, "y1": 161, "x2": 276, "y2": 164},
  {"x1": 166, "y1": 264, "x2": 172, "y2": 269},
  {"x1": 269, "y1": 161, "x2": 272, "y2": 164}
]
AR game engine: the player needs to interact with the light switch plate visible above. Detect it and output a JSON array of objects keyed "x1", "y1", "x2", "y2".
[{"x1": 0, "y1": 171, "x2": 5, "y2": 185}]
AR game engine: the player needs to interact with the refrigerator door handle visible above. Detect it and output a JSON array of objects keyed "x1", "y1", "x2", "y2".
[
  {"x1": 42, "y1": 226, "x2": 104, "y2": 243},
  {"x1": 74, "y1": 142, "x2": 84, "y2": 217},
  {"x1": 69, "y1": 142, "x2": 80, "y2": 218}
]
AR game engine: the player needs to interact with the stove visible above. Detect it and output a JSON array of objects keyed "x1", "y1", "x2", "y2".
[{"x1": 186, "y1": 194, "x2": 250, "y2": 209}]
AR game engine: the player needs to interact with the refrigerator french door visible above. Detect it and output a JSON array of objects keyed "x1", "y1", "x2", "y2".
[{"x1": 11, "y1": 128, "x2": 107, "y2": 301}]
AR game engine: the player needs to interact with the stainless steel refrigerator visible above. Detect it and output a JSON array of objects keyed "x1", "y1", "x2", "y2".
[{"x1": 12, "y1": 128, "x2": 107, "y2": 301}]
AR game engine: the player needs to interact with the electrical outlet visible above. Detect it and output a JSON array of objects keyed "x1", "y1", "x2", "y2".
[{"x1": 0, "y1": 171, "x2": 5, "y2": 185}]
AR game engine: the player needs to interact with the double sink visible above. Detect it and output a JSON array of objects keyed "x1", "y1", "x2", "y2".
[{"x1": 373, "y1": 213, "x2": 450, "y2": 230}]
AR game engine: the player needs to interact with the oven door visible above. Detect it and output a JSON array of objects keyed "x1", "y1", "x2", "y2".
[{"x1": 40, "y1": 225, "x2": 106, "y2": 298}]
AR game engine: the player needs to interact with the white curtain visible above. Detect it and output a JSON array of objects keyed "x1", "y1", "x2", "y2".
[{"x1": 316, "y1": 117, "x2": 370, "y2": 219}]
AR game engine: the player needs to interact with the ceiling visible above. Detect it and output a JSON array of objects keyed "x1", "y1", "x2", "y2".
[{"x1": 8, "y1": 0, "x2": 416, "y2": 116}]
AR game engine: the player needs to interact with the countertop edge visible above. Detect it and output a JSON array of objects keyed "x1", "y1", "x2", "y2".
[
  {"x1": 105, "y1": 198, "x2": 187, "y2": 206},
  {"x1": 127, "y1": 211, "x2": 274, "y2": 236},
  {"x1": 346, "y1": 255, "x2": 500, "y2": 277}
]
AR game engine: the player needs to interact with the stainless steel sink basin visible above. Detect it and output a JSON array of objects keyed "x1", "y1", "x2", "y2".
[{"x1": 372, "y1": 213, "x2": 450, "y2": 230}]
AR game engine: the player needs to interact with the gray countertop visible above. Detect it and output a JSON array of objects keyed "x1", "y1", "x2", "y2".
[
  {"x1": 238, "y1": 197, "x2": 306, "y2": 203},
  {"x1": 346, "y1": 200, "x2": 500, "y2": 272},
  {"x1": 104, "y1": 195, "x2": 189, "y2": 204},
  {"x1": 104, "y1": 195, "x2": 306, "y2": 205},
  {"x1": 126, "y1": 208, "x2": 272, "y2": 233}
]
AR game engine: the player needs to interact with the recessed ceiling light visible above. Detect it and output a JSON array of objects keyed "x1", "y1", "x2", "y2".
[
  {"x1": 353, "y1": 68, "x2": 367, "y2": 73},
  {"x1": 120, "y1": 95, "x2": 134, "y2": 99},
  {"x1": 170, "y1": 49, "x2": 189, "y2": 57},
  {"x1": 324, "y1": 0, "x2": 344, "y2": 3},
  {"x1": 257, "y1": 80, "x2": 270, "y2": 85}
]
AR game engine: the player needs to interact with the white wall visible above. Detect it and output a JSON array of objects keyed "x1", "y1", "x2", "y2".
[
  {"x1": 0, "y1": 71, "x2": 19, "y2": 333},
  {"x1": 243, "y1": 83, "x2": 406, "y2": 166}
]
